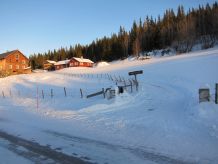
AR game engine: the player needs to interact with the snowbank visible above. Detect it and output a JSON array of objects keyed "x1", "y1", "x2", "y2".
[{"x1": 95, "y1": 61, "x2": 110, "y2": 67}]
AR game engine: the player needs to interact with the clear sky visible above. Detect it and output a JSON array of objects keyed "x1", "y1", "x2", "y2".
[{"x1": 0, "y1": 0, "x2": 215, "y2": 56}]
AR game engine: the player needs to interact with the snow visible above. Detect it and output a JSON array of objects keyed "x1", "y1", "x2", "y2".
[
  {"x1": 95, "y1": 61, "x2": 110, "y2": 67},
  {"x1": 54, "y1": 59, "x2": 70, "y2": 65},
  {"x1": 73, "y1": 57, "x2": 94, "y2": 63},
  {"x1": 32, "y1": 69, "x2": 47, "y2": 73},
  {"x1": 0, "y1": 47, "x2": 218, "y2": 163},
  {"x1": 46, "y1": 60, "x2": 56, "y2": 64}
]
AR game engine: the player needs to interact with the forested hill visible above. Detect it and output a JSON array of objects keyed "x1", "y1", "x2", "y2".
[{"x1": 30, "y1": 2, "x2": 218, "y2": 69}]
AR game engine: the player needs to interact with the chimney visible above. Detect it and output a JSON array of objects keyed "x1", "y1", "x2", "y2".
[{"x1": 81, "y1": 56, "x2": 83, "y2": 59}]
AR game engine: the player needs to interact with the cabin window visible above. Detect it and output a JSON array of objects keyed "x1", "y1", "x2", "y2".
[
  {"x1": 9, "y1": 65, "x2": 12, "y2": 69},
  {"x1": 22, "y1": 66, "x2": 25, "y2": 69},
  {"x1": 15, "y1": 54, "x2": 19, "y2": 61},
  {"x1": 16, "y1": 65, "x2": 19, "y2": 69}
]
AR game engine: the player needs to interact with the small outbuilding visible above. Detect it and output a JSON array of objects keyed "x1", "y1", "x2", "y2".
[
  {"x1": 43, "y1": 60, "x2": 56, "y2": 71},
  {"x1": 54, "y1": 59, "x2": 70, "y2": 70}
]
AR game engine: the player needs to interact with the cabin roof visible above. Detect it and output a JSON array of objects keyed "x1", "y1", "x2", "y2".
[
  {"x1": 46, "y1": 60, "x2": 56, "y2": 64},
  {"x1": 73, "y1": 57, "x2": 94, "y2": 64},
  {"x1": 54, "y1": 59, "x2": 70, "y2": 65},
  {"x1": 0, "y1": 50, "x2": 17, "y2": 60},
  {"x1": 0, "y1": 50, "x2": 28, "y2": 60}
]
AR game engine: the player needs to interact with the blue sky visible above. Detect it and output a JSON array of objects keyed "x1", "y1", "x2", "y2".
[{"x1": 0, "y1": 0, "x2": 215, "y2": 56}]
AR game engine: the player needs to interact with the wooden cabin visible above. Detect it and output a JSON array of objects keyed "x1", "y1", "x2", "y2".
[
  {"x1": 43, "y1": 60, "x2": 56, "y2": 71},
  {"x1": 69, "y1": 57, "x2": 94, "y2": 67},
  {"x1": 0, "y1": 50, "x2": 31, "y2": 75},
  {"x1": 54, "y1": 59, "x2": 70, "y2": 70}
]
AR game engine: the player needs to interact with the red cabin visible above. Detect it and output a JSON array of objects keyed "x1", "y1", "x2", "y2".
[{"x1": 69, "y1": 57, "x2": 94, "y2": 67}]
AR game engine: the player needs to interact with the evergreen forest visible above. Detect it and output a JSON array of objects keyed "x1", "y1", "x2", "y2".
[{"x1": 30, "y1": 2, "x2": 218, "y2": 69}]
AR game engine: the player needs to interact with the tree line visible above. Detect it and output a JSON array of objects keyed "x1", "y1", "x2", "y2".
[{"x1": 30, "y1": 2, "x2": 218, "y2": 69}]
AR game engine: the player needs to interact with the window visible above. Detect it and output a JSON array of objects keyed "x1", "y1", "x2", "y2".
[
  {"x1": 9, "y1": 65, "x2": 12, "y2": 69},
  {"x1": 22, "y1": 60, "x2": 25, "y2": 64},
  {"x1": 15, "y1": 54, "x2": 19, "y2": 61},
  {"x1": 16, "y1": 65, "x2": 19, "y2": 69},
  {"x1": 22, "y1": 66, "x2": 25, "y2": 69},
  {"x1": 74, "y1": 62, "x2": 79, "y2": 66}
]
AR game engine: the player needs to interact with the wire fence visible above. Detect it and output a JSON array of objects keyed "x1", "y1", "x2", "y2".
[{"x1": 0, "y1": 72, "x2": 140, "y2": 101}]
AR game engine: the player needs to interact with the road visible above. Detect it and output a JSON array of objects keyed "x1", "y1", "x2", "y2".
[
  {"x1": 0, "y1": 130, "x2": 91, "y2": 164},
  {"x1": 0, "y1": 130, "x2": 195, "y2": 164}
]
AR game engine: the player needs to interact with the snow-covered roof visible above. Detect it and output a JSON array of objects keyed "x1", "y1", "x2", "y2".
[
  {"x1": 46, "y1": 60, "x2": 56, "y2": 64},
  {"x1": 73, "y1": 57, "x2": 94, "y2": 64},
  {"x1": 54, "y1": 59, "x2": 70, "y2": 65}
]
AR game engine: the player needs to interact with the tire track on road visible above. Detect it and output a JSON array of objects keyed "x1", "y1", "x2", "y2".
[{"x1": 0, "y1": 130, "x2": 92, "y2": 164}]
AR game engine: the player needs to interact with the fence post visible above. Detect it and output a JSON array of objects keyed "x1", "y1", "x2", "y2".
[
  {"x1": 10, "y1": 89, "x2": 12, "y2": 97},
  {"x1": 51, "y1": 89, "x2": 53, "y2": 98},
  {"x1": 2, "y1": 91, "x2": 5, "y2": 98},
  {"x1": 124, "y1": 79, "x2": 126, "y2": 88},
  {"x1": 215, "y1": 83, "x2": 218, "y2": 104},
  {"x1": 64, "y1": 87, "x2": 67, "y2": 97},
  {"x1": 37, "y1": 86, "x2": 39, "y2": 109},
  {"x1": 119, "y1": 76, "x2": 122, "y2": 82},
  {"x1": 102, "y1": 88, "x2": 105, "y2": 98},
  {"x1": 80, "y1": 88, "x2": 83, "y2": 98},
  {"x1": 136, "y1": 81, "x2": 138, "y2": 91},
  {"x1": 114, "y1": 75, "x2": 117, "y2": 82},
  {"x1": 133, "y1": 79, "x2": 138, "y2": 91},
  {"x1": 130, "y1": 80, "x2": 133, "y2": 93},
  {"x1": 111, "y1": 75, "x2": 113, "y2": 81},
  {"x1": 42, "y1": 90, "x2": 44, "y2": 99}
]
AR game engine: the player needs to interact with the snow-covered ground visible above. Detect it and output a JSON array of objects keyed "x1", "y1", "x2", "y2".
[{"x1": 0, "y1": 48, "x2": 218, "y2": 163}]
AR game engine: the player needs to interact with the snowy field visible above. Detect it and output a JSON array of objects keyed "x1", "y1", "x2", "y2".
[{"x1": 0, "y1": 48, "x2": 218, "y2": 163}]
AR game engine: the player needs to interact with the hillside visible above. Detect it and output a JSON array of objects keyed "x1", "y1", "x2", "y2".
[
  {"x1": 30, "y1": 2, "x2": 218, "y2": 69},
  {"x1": 0, "y1": 48, "x2": 218, "y2": 163}
]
